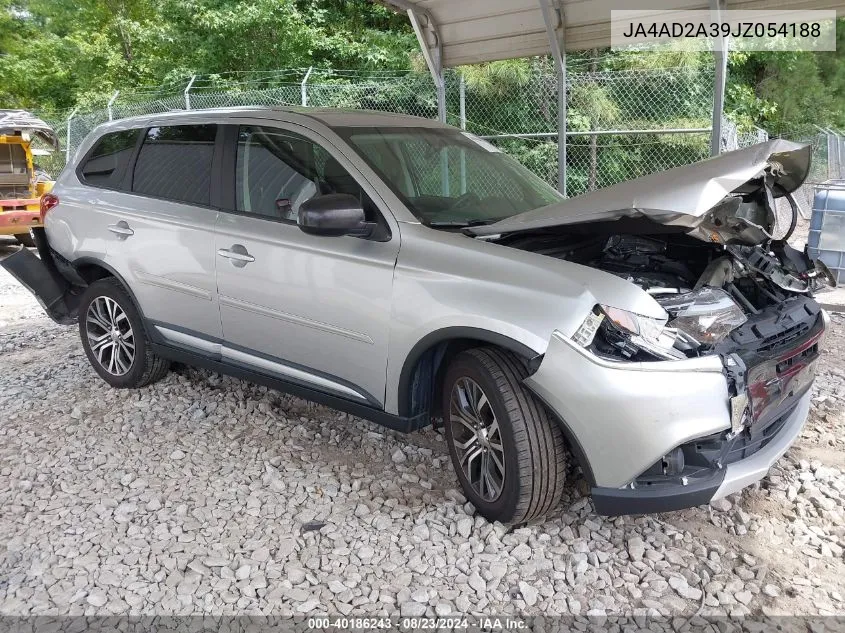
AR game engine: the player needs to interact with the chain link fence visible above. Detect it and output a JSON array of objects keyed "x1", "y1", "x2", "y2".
[
  {"x1": 33, "y1": 58, "x2": 841, "y2": 199},
  {"x1": 783, "y1": 131, "x2": 844, "y2": 226},
  {"x1": 455, "y1": 58, "x2": 719, "y2": 196}
]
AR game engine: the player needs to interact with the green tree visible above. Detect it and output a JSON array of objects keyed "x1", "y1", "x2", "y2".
[
  {"x1": 0, "y1": 0, "x2": 415, "y2": 112},
  {"x1": 726, "y1": 21, "x2": 845, "y2": 136}
]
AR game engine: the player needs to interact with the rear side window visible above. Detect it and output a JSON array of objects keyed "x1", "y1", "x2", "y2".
[
  {"x1": 79, "y1": 129, "x2": 140, "y2": 189},
  {"x1": 132, "y1": 124, "x2": 216, "y2": 206}
]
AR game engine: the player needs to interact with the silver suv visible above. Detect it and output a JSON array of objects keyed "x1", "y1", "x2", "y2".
[{"x1": 5, "y1": 107, "x2": 832, "y2": 523}]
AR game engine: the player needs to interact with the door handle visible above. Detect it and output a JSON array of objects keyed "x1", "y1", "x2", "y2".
[
  {"x1": 217, "y1": 244, "x2": 255, "y2": 267},
  {"x1": 108, "y1": 221, "x2": 134, "y2": 238},
  {"x1": 217, "y1": 249, "x2": 255, "y2": 262}
]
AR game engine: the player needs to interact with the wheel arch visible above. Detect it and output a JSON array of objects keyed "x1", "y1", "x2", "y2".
[
  {"x1": 71, "y1": 257, "x2": 146, "y2": 318},
  {"x1": 397, "y1": 327, "x2": 597, "y2": 486},
  {"x1": 396, "y1": 327, "x2": 540, "y2": 420}
]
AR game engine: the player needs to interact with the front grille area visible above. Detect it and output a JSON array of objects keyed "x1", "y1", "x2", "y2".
[
  {"x1": 717, "y1": 295, "x2": 821, "y2": 358},
  {"x1": 776, "y1": 343, "x2": 819, "y2": 374},
  {"x1": 632, "y1": 302, "x2": 822, "y2": 493},
  {"x1": 757, "y1": 321, "x2": 812, "y2": 354}
]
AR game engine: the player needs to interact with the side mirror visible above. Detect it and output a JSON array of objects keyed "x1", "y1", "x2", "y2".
[{"x1": 298, "y1": 193, "x2": 371, "y2": 238}]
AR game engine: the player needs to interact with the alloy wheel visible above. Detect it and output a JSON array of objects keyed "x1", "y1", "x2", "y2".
[
  {"x1": 85, "y1": 296, "x2": 135, "y2": 376},
  {"x1": 449, "y1": 376, "x2": 505, "y2": 502}
]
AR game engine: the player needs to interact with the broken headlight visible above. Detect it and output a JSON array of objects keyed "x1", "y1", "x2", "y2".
[
  {"x1": 657, "y1": 287, "x2": 747, "y2": 345},
  {"x1": 599, "y1": 305, "x2": 680, "y2": 359}
]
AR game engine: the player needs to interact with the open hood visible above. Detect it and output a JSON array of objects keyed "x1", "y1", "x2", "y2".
[
  {"x1": 0, "y1": 110, "x2": 59, "y2": 150},
  {"x1": 470, "y1": 139, "x2": 812, "y2": 243}
]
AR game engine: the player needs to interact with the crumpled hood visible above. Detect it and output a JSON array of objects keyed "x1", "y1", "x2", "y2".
[
  {"x1": 470, "y1": 139, "x2": 811, "y2": 238},
  {"x1": 0, "y1": 110, "x2": 59, "y2": 150}
]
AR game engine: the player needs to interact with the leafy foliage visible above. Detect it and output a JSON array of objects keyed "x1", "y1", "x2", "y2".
[
  {"x1": 0, "y1": 0, "x2": 414, "y2": 111},
  {"x1": 726, "y1": 23, "x2": 845, "y2": 135}
]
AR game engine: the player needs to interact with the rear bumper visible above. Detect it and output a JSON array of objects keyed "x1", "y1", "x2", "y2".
[
  {"x1": 0, "y1": 228, "x2": 77, "y2": 324},
  {"x1": 0, "y1": 202, "x2": 42, "y2": 235},
  {"x1": 591, "y1": 391, "x2": 809, "y2": 515}
]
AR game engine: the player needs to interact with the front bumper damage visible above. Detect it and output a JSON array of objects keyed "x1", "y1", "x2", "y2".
[
  {"x1": 589, "y1": 392, "x2": 811, "y2": 515},
  {"x1": 525, "y1": 307, "x2": 826, "y2": 516}
]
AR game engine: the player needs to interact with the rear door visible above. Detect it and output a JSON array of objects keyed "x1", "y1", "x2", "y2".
[
  {"x1": 97, "y1": 123, "x2": 223, "y2": 343},
  {"x1": 213, "y1": 122, "x2": 400, "y2": 407}
]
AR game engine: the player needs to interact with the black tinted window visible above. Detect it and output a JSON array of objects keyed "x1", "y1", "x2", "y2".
[
  {"x1": 236, "y1": 127, "x2": 323, "y2": 222},
  {"x1": 132, "y1": 124, "x2": 216, "y2": 205},
  {"x1": 235, "y1": 125, "x2": 387, "y2": 228},
  {"x1": 80, "y1": 129, "x2": 140, "y2": 188}
]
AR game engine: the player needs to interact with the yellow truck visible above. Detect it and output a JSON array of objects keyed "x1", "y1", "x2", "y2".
[{"x1": 0, "y1": 110, "x2": 57, "y2": 246}]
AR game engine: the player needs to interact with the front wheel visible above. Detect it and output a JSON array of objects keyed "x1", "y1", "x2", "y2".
[
  {"x1": 78, "y1": 278, "x2": 170, "y2": 388},
  {"x1": 442, "y1": 347, "x2": 567, "y2": 524}
]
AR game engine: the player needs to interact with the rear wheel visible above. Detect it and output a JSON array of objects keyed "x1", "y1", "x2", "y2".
[
  {"x1": 14, "y1": 233, "x2": 35, "y2": 247},
  {"x1": 78, "y1": 278, "x2": 170, "y2": 388},
  {"x1": 442, "y1": 347, "x2": 567, "y2": 524}
]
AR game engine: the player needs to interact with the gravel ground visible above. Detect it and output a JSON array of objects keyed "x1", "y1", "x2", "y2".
[{"x1": 1, "y1": 236, "x2": 844, "y2": 619}]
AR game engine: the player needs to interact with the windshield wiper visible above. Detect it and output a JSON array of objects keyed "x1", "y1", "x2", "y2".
[{"x1": 428, "y1": 219, "x2": 497, "y2": 228}]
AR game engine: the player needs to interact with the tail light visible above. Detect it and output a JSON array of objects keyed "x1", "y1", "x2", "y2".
[{"x1": 40, "y1": 193, "x2": 59, "y2": 221}]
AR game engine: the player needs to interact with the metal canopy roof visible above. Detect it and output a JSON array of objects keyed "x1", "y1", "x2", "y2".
[
  {"x1": 379, "y1": 0, "x2": 844, "y2": 195},
  {"x1": 381, "y1": 0, "x2": 845, "y2": 67}
]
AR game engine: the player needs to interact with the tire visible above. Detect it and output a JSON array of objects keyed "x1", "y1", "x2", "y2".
[
  {"x1": 442, "y1": 347, "x2": 567, "y2": 524},
  {"x1": 14, "y1": 233, "x2": 35, "y2": 247},
  {"x1": 78, "y1": 278, "x2": 170, "y2": 388}
]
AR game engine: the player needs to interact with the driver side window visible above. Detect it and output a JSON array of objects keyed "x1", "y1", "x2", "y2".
[{"x1": 235, "y1": 126, "x2": 381, "y2": 225}]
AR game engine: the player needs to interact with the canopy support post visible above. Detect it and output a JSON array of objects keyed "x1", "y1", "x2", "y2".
[
  {"x1": 710, "y1": 0, "x2": 728, "y2": 156},
  {"x1": 459, "y1": 74, "x2": 467, "y2": 193},
  {"x1": 65, "y1": 107, "x2": 78, "y2": 164},
  {"x1": 407, "y1": 6, "x2": 449, "y2": 194},
  {"x1": 301, "y1": 67, "x2": 313, "y2": 107},
  {"x1": 538, "y1": 0, "x2": 567, "y2": 196},
  {"x1": 407, "y1": 8, "x2": 445, "y2": 123}
]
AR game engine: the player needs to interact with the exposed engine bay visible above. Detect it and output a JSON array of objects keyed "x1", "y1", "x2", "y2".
[
  {"x1": 496, "y1": 221, "x2": 833, "y2": 363},
  {"x1": 475, "y1": 142, "x2": 835, "y2": 366}
]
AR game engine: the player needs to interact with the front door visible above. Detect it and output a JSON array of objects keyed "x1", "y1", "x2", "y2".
[{"x1": 214, "y1": 123, "x2": 399, "y2": 407}]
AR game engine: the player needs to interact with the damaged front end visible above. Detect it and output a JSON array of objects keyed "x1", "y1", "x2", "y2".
[
  {"x1": 483, "y1": 140, "x2": 833, "y2": 513},
  {"x1": 520, "y1": 224, "x2": 828, "y2": 511},
  {"x1": 477, "y1": 138, "x2": 833, "y2": 363},
  {"x1": 508, "y1": 231, "x2": 831, "y2": 367}
]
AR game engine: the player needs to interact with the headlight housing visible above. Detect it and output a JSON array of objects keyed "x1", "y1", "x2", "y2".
[
  {"x1": 573, "y1": 288, "x2": 748, "y2": 361},
  {"x1": 602, "y1": 306, "x2": 666, "y2": 343},
  {"x1": 657, "y1": 287, "x2": 747, "y2": 345},
  {"x1": 600, "y1": 305, "x2": 679, "y2": 357}
]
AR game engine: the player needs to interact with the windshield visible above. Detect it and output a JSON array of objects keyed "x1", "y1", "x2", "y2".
[{"x1": 334, "y1": 126, "x2": 562, "y2": 227}]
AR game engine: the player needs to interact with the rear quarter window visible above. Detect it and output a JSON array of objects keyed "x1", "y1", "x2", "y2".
[{"x1": 79, "y1": 129, "x2": 140, "y2": 189}]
